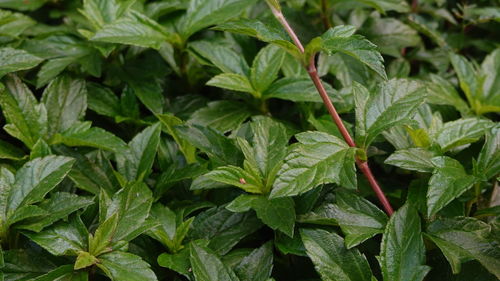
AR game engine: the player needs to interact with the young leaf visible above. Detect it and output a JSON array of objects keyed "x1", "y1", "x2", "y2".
[
  {"x1": 331, "y1": 192, "x2": 388, "y2": 248},
  {"x1": 301, "y1": 228, "x2": 374, "y2": 281},
  {"x1": 426, "y1": 217, "x2": 500, "y2": 278},
  {"x1": 434, "y1": 118, "x2": 494, "y2": 152},
  {"x1": 271, "y1": 131, "x2": 356, "y2": 198},
  {"x1": 6, "y1": 155, "x2": 75, "y2": 214},
  {"x1": 189, "y1": 241, "x2": 240, "y2": 281},
  {"x1": 311, "y1": 25, "x2": 387, "y2": 79},
  {"x1": 157, "y1": 247, "x2": 191, "y2": 278},
  {"x1": 234, "y1": 242, "x2": 274, "y2": 281},
  {"x1": 41, "y1": 75, "x2": 87, "y2": 139},
  {"x1": 0, "y1": 47, "x2": 43, "y2": 77},
  {"x1": 250, "y1": 45, "x2": 286, "y2": 93},
  {"x1": 427, "y1": 157, "x2": 477, "y2": 217},
  {"x1": 205, "y1": 166, "x2": 264, "y2": 194},
  {"x1": 98, "y1": 251, "x2": 158, "y2": 281},
  {"x1": 379, "y1": 204, "x2": 430, "y2": 281},
  {"x1": 384, "y1": 148, "x2": 436, "y2": 173},
  {"x1": 354, "y1": 79, "x2": 427, "y2": 147},
  {"x1": 116, "y1": 123, "x2": 161, "y2": 181}
]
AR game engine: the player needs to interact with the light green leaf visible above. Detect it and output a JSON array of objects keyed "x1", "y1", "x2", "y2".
[
  {"x1": 205, "y1": 166, "x2": 263, "y2": 194},
  {"x1": 379, "y1": 204, "x2": 430, "y2": 281},
  {"x1": 91, "y1": 11, "x2": 175, "y2": 49},
  {"x1": 263, "y1": 77, "x2": 336, "y2": 102},
  {"x1": 30, "y1": 139, "x2": 51, "y2": 160},
  {"x1": 475, "y1": 126, "x2": 500, "y2": 180},
  {"x1": 301, "y1": 228, "x2": 374, "y2": 281},
  {"x1": 189, "y1": 40, "x2": 250, "y2": 76},
  {"x1": 157, "y1": 248, "x2": 191, "y2": 278},
  {"x1": 331, "y1": 192, "x2": 388, "y2": 248},
  {"x1": 350, "y1": 0, "x2": 409, "y2": 13},
  {"x1": 434, "y1": 118, "x2": 494, "y2": 152},
  {"x1": 314, "y1": 25, "x2": 386, "y2": 79},
  {"x1": 0, "y1": 75, "x2": 47, "y2": 148},
  {"x1": 52, "y1": 122, "x2": 127, "y2": 152},
  {"x1": 79, "y1": 0, "x2": 135, "y2": 29},
  {"x1": 23, "y1": 215, "x2": 88, "y2": 256},
  {"x1": 116, "y1": 123, "x2": 161, "y2": 181},
  {"x1": 0, "y1": 48, "x2": 43, "y2": 77},
  {"x1": 481, "y1": 48, "x2": 500, "y2": 106},
  {"x1": 427, "y1": 156, "x2": 477, "y2": 217},
  {"x1": 189, "y1": 241, "x2": 240, "y2": 281},
  {"x1": 271, "y1": 131, "x2": 356, "y2": 198},
  {"x1": 75, "y1": 251, "x2": 98, "y2": 270},
  {"x1": 41, "y1": 76, "x2": 87, "y2": 139},
  {"x1": 98, "y1": 251, "x2": 158, "y2": 281},
  {"x1": 385, "y1": 148, "x2": 435, "y2": 173},
  {"x1": 426, "y1": 74, "x2": 470, "y2": 115},
  {"x1": 180, "y1": 0, "x2": 258, "y2": 39},
  {"x1": 206, "y1": 73, "x2": 254, "y2": 94},
  {"x1": 215, "y1": 19, "x2": 301, "y2": 57},
  {"x1": 6, "y1": 155, "x2": 75, "y2": 214},
  {"x1": 426, "y1": 217, "x2": 500, "y2": 278},
  {"x1": 0, "y1": 0, "x2": 49, "y2": 11},
  {"x1": 188, "y1": 100, "x2": 254, "y2": 133},
  {"x1": 354, "y1": 79, "x2": 427, "y2": 147},
  {"x1": 234, "y1": 242, "x2": 273, "y2": 281},
  {"x1": 251, "y1": 45, "x2": 286, "y2": 93}
]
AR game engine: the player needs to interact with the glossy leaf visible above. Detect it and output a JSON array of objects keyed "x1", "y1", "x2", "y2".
[
  {"x1": 206, "y1": 73, "x2": 254, "y2": 94},
  {"x1": 98, "y1": 251, "x2": 158, "y2": 281},
  {"x1": 385, "y1": 148, "x2": 435, "y2": 173},
  {"x1": 474, "y1": 125, "x2": 500, "y2": 180},
  {"x1": 188, "y1": 100, "x2": 254, "y2": 133},
  {"x1": 234, "y1": 242, "x2": 273, "y2": 281},
  {"x1": 250, "y1": 44, "x2": 286, "y2": 93},
  {"x1": 0, "y1": 47, "x2": 42, "y2": 77},
  {"x1": 434, "y1": 118, "x2": 494, "y2": 152}
]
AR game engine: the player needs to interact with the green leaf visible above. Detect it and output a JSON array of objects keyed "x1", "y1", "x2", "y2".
[
  {"x1": 188, "y1": 100, "x2": 254, "y2": 133},
  {"x1": 16, "y1": 192, "x2": 93, "y2": 232},
  {"x1": 0, "y1": 75, "x2": 47, "y2": 148},
  {"x1": 91, "y1": 11, "x2": 175, "y2": 49},
  {"x1": 0, "y1": 139, "x2": 24, "y2": 160},
  {"x1": 98, "y1": 251, "x2": 158, "y2": 281},
  {"x1": 481, "y1": 48, "x2": 500, "y2": 109},
  {"x1": 148, "y1": 203, "x2": 193, "y2": 252},
  {"x1": 31, "y1": 265, "x2": 88, "y2": 281},
  {"x1": 23, "y1": 215, "x2": 88, "y2": 256},
  {"x1": 234, "y1": 242, "x2": 273, "y2": 281},
  {"x1": 385, "y1": 148, "x2": 436, "y2": 173},
  {"x1": 313, "y1": 25, "x2": 387, "y2": 79},
  {"x1": 86, "y1": 83, "x2": 121, "y2": 118},
  {"x1": 426, "y1": 74, "x2": 470, "y2": 115},
  {"x1": 79, "y1": 0, "x2": 135, "y2": 29},
  {"x1": 189, "y1": 40, "x2": 250, "y2": 76},
  {"x1": 116, "y1": 123, "x2": 161, "y2": 181},
  {"x1": 263, "y1": 77, "x2": 336, "y2": 102},
  {"x1": 475, "y1": 126, "x2": 500, "y2": 180},
  {"x1": 228, "y1": 194, "x2": 296, "y2": 237},
  {"x1": 74, "y1": 251, "x2": 98, "y2": 270},
  {"x1": 157, "y1": 113, "x2": 197, "y2": 164},
  {"x1": 271, "y1": 131, "x2": 356, "y2": 198},
  {"x1": 434, "y1": 118, "x2": 494, "y2": 152},
  {"x1": 206, "y1": 73, "x2": 254, "y2": 94},
  {"x1": 189, "y1": 241, "x2": 240, "y2": 281},
  {"x1": 426, "y1": 217, "x2": 500, "y2": 278},
  {"x1": 41, "y1": 76, "x2": 87, "y2": 139},
  {"x1": 30, "y1": 139, "x2": 51, "y2": 160},
  {"x1": 331, "y1": 192, "x2": 388, "y2": 248},
  {"x1": 205, "y1": 166, "x2": 263, "y2": 194},
  {"x1": 176, "y1": 124, "x2": 242, "y2": 165},
  {"x1": 157, "y1": 248, "x2": 191, "y2": 278},
  {"x1": 6, "y1": 155, "x2": 75, "y2": 214},
  {"x1": 0, "y1": 9, "x2": 35, "y2": 37},
  {"x1": 301, "y1": 228, "x2": 374, "y2": 281},
  {"x1": 250, "y1": 45, "x2": 286, "y2": 93},
  {"x1": 52, "y1": 122, "x2": 127, "y2": 152},
  {"x1": 427, "y1": 156, "x2": 477, "y2": 217},
  {"x1": 351, "y1": 0, "x2": 409, "y2": 13},
  {"x1": 379, "y1": 204, "x2": 430, "y2": 281},
  {"x1": 215, "y1": 19, "x2": 301, "y2": 57},
  {"x1": 354, "y1": 79, "x2": 427, "y2": 147},
  {"x1": 0, "y1": 48, "x2": 43, "y2": 77},
  {"x1": 180, "y1": 0, "x2": 258, "y2": 39}
]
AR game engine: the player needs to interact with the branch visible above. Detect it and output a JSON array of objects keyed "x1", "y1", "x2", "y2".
[{"x1": 268, "y1": 5, "x2": 394, "y2": 216}]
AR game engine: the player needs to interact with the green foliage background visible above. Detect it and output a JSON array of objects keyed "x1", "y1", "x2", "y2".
[{"x1": 0, "y1": 0, "x2": 499, "y2": 280}]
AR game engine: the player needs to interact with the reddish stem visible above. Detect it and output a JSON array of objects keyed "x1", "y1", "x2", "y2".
[{"x1": 270, "y1": 7, "x2": 394, "y2": 216}]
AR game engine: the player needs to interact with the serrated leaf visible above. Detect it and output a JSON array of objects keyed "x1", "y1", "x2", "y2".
[
  {"x1": 426, "y1": 217, "x2": 500, "y2": 278},
  {"x1": 189, "y1": 40, "x2": 250, "y2": 76},
  {"x1": 331, "y1": 192, "x2": 388, "y2": 248},
  {"x1": 426, "y1": 74, "x2": 470, "y2": 115},
  {"x1": 475, "y1": 126, "x2": 500, "y2": 180},
  {"x1": 23, "y1": 215, "x2": 88, "y2": 256},
  {"x1": 379, "y1": 204, "x2": 430, "y2": 281},
  {"x1": 427, "y1": 156, "x2": 477, "y2": 217},
  {"x1": 271, "y1": 131, "x2": 356, "y2": 198},
  {"x1": 0, "y1": 9, "x2": 35, "y2": 37},
  {"x1": 301, "y1": 228, "x2": 374, "y2": 281},
  {"x1": 97, "y1": 251, "x2": 158, "y2": 281},
  {"x1": 41, "y1": 76, "x2": 87, "y2": 139},
  {"x1": 263, "y1": 77, "x2": 336, "y2": 102},
  {"x1": 385, "y1": 148, "x2": 435, "y2": 173},
  {"x1": 0, "y1": 48, "x2": 43, "y2": 77},
  {"x1": 188, "y1": 100, "x2": 254, "y2": 133},
  {"x1": 189, "y1": 241, "x2": 240, "y2": 281},
  {"x1": 0, "y1": 75, "x2": 47, "y2": 148},
  {"x1": 434, "y1": 118, "x2": 494, "y2": 152},
  {"x1": 206, "y1": 73, "x2": 254, "y2": 94},
  {"x1": 251, "y1": 45, "x2": 286, "y2": 93},
  {"x1": 234, "y1": 242, "x2": 273, "y2": 281},
  {"x1": 205, "y1": 166, "x2": 263, "y2": 194},
  {"x1": 314, "y1": 25, "x2": 386, "y2": 79},
  {"x1": 354, "y1": 79, "x2": 427, "y2": 147},
  {"x1": 116, "y1": 123, "x2": 161, "y2": 181},
  {"x1": 6, "y1": 155, "x2": 75, "y2": 214}
]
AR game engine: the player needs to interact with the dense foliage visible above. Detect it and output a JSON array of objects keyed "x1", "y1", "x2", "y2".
[{"x1": 0, "y1": 0, "x2": 499, "y2": 280}]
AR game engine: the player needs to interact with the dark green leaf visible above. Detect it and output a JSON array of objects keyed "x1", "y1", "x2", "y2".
[
  {"x1": 250, "y1": 44, "x2": 286, "y2": 93},
  {"x1": 475, "y1": 125, "x2": 500, "y2": 180},
  {"x1": 188, "y1": 100, "x2": 254, "y2": 133},
  {"x1": 98, "y1": 251, "x2": 158, "y2": 281},
  {"x1": 0, "y1": 47, "x2": 43, "y2": 77},
  {"x1": 189, "y1": 241, "x2": 240, "y2": 281},
  {"x1": 52, "y1": 122, "x2": 127, "y2": 152},
  {"x1": 234, "y1": 242, "x2": 273, "y2": 281},
  {"x1": 189, "y1": 40, "x2": 250, "y2": 76},
  {"x1": 385, "y1": 148, "x2": 436, "y2": 173}
]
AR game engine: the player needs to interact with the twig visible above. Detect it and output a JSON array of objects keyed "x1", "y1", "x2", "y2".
[{"x1": 268, "y1": 5, "x2": 394, "y2": 216}]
